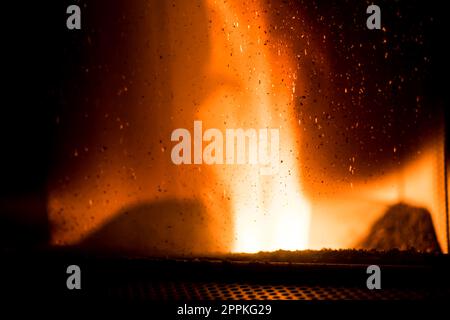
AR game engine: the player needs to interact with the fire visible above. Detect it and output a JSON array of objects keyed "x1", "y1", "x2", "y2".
[
  {"x1": 47, "y1": 0, "x2": 311, "y2": 254},
  {"x1": 46, "y1": 0, "x2": 447, "y2": 255},
  {"x1": 203, "y1": 0, "x2": 311, "y2": 252}
]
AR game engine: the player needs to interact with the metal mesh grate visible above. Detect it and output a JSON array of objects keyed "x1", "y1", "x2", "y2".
[{"x1": 107, "y1": 282, "x2": 431, "y2": 301}]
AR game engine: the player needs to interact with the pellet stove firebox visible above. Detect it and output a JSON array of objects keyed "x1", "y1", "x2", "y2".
[
  {"x1": 45, "y1": 0, "x2": 449, "y2": 258},
  {"x1": 1, "y1": 0, "x2": 450, "y2": 309}
]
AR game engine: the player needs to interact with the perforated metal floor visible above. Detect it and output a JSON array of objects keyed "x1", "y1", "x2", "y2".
[
  {"x1": 106, "y1": 282, "x2": 436, "y2": 301},
  {"x1": 5, "y1": 250, "x2": 450, "y2": 302}
]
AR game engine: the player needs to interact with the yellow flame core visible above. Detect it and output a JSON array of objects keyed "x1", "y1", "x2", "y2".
[{"x1": 205, "y1": 0, "x2": 311, "y2": 253}]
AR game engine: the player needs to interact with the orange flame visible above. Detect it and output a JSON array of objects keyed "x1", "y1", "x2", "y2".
[{"x1": 202, "y1": 0, "x2": 310, "y2": 252}]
